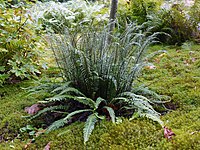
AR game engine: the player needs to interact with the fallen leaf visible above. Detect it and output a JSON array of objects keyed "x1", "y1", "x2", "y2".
[
  {"x1": 191, "y1": 57, "x2": 196, "y2": 62},
  {"x1": 146, "y1": 65, "x2": 156, "y2": 69},
  {"x1": 164, "y1": 126, "x2": 176, "y2": 140},
  {"x1": 24, "y1": 139, "x2": 34, "y2": 149},
  {"x1": 25, "y1": 104, "x2": 41, "y2": 115},
  {"x1": 44, "y1": 142, "x2": 51, "y2": 150}
]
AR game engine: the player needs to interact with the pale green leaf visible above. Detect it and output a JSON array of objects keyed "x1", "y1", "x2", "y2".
[{"x1": 83, "y1": 113, "x2": 98, "y2": 144}]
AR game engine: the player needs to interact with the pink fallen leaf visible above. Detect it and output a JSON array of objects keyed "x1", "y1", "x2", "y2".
[
  {"x1": 149, "y1": 65, "x2": 156, "y2": 69},
  {"x1": 147, "y1": 65, "x2": 156, "y2": 69},
  {"x1": 25, "y1": 104, "x2": 41, "y2": 115},
  {"x1": 44, "y1": 142, "x2": 51, "y2": 150},
  {"x1": 191, "y1": 57, "x2": 196, "y2": 62},
  {"x1": 164, "y1": 126, "x2": 176, "y2": 140}
]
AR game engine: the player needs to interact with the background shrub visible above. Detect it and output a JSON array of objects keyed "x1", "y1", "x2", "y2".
[
  {"x1": 29, "y1": 0, "x2": 109, "y2": 33},
  {"x1": 149, "y1": 3, "x2": 197, "y2": 45},
  {"x1": 117, "y1": 0, "x2": 200, "y2": 45},
  {"x1": 0, "y1": 1, "x2": 43, "y2": 85}
]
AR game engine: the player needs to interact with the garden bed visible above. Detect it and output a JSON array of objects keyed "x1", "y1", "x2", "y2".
[{"x1": 0, "y1": 45, "x2": 199, "y2": 150}]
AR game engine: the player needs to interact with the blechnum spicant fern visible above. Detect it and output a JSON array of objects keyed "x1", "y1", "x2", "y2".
[
  {"x1": 28, "y1": 23, "x2": 167, "y2": 144},
  {"x1": 50, "y1": 23, "x2": 161, "y2": 99}
]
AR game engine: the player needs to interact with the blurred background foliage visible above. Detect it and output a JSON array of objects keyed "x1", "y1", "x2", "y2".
[
  {"x1": 118, "y1": 0, "x2": 200, "y2": 45},
  {"x1": 0, "y1": 0, "x2": 45, "y2": 86}
]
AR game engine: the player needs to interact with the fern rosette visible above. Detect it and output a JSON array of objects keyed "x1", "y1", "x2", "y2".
[{"x1": 27, "y1": 23, "x2": 167, "y2": 144}]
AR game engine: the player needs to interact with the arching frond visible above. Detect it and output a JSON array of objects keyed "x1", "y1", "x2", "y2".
[
  {"x1": 103, "y1": 106, "x2": 115, "y2": 123},
  {"x1": 74, "y1": 97, "x2": 95, "y2": 108},
  {"x1": 51, "y1": 81, "x2": 71, "y2": 93},
  {"x1": 95, "y1": 97, "x2": 106, "y2": 109},
  {"x1": 46, "y1": 109, "x2": 92, "y2": 133},
  {"x1": 29, "y1": 105, "x2": 69, "y2": 120},
  {"x1": 83, "y1": 113, "x2": 98, "y2": 144},
  {"x1": 45, "y1": 95, "x2": 73, "y2": 102},
  {"x1": 58, "y1": 87, "x2": 85, "y2": 96},
  {"x1": 46, "y1": 119, "x2": 66, "y2": 133}
]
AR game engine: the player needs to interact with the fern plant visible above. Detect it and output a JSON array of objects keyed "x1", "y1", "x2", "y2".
[{"x1": 27, "y1": 23, "x2": 166, "y2": 144}]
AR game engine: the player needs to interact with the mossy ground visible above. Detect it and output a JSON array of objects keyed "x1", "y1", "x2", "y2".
[{"x1": 0, "y1": 45, "x2": 199, "y2": 150}]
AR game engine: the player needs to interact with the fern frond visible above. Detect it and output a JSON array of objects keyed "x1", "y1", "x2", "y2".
[
  {"x1": 133, "y1": 86, "x2": 170, "y2": 102},
  {"x1": 51, "y1": 81, "x2": 71, "y2": 93},
  {"x1": 58, "y1": 87, "x2": 85, "y2": 96},
  {"x1": 83, "y1": 113, "x2": 98, "y2": 144},
  {"x1": 119, "y1": 91, "x2": 163, "y2": 125},
  {"x1": 110, "y1": 97, "x2": 129, "y2": 104},
  {"x1": 26, "y1": 81, "x2": 60, "y2": 96},
  {"x1": 47, "y1": 109, "x2": 92, "y2": 133},
  {"x1": 95, "y1": 97, "x2": 106, "y2": 109},
  {"x1": 75, "y1": 97, "x2": 96, "y2": 108},
  {"x1": 120, "y1": 92, "x2": 151, "y2": 103},
  {"x1": 103, "y1": 106, "x2": 115, "y2": 123},
  {"x1": 46, "y1": 119, "x2": 66, "y2": 133},
  {"x1": 45, "y1": 95, "x2": 73, "y2": 102},
  {"x1": 29, "y1": 105, "x2": 69, "y2": 120},
  {"x1": 139, "y1": 113, "x2": 164, "y2": 126},
  {"x1": 63, "y1": 109, "x2": 92, "y2": 121}
]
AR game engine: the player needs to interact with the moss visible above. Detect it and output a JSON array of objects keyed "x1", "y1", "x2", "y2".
[
  {"x1": 141, "y1": 45, "x2": 200, "y2": 107},
  {"x1": 163, "y1": 107, "x2": 200, "y2": 132},
  {"x1": 0, "y1": 45, "x2": 200, "y2": 149},
  {"x1": 0, "y1": 81, "x2": 39, "y2": 143},
  {"x1": 21, "y1": 119, "x2": 163, "y2": 150}
]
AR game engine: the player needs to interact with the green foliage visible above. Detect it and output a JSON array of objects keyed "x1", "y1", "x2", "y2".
[
  {"x1": 118, "y1": 0, "x2": 200, "y2": 45},
  {"x1": 83, "y1": 113, "x2": 98, "y2": 144},
  {"x1": 147, "y1": 3, "x2": 197, "y2": 45},
  {"x1": 29, "y1": 0, "x2": 108, "y2": 33},
  {"x1": 25, "y1": 24, "x2": 166, "y2": 144},
  {"x1": 189, "y1": 0, "x2": 200, "y2": 41},
  {"x1": 0, "y1": 45, "x2": 200, "y2": 149},
  {"x1": 118, "y1": 0, "x2": 162, "y2": 24},
  {"x1": 189, "y1": 0, "x2": 200, "y2": 23},
  {"x1": 117, "y1": 0, "x2": 162, "y2": 33},
  {"x1": 0, "y1": 2, "x2": 43, "y2": 85},
  {"x1": 51, "y1": 24, "x2": 161, "y2": 100}
]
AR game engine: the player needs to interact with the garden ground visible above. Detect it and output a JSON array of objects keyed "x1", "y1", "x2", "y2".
[{"x1": 0, "y1": 44, "x2": 199, "y2": 150}]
